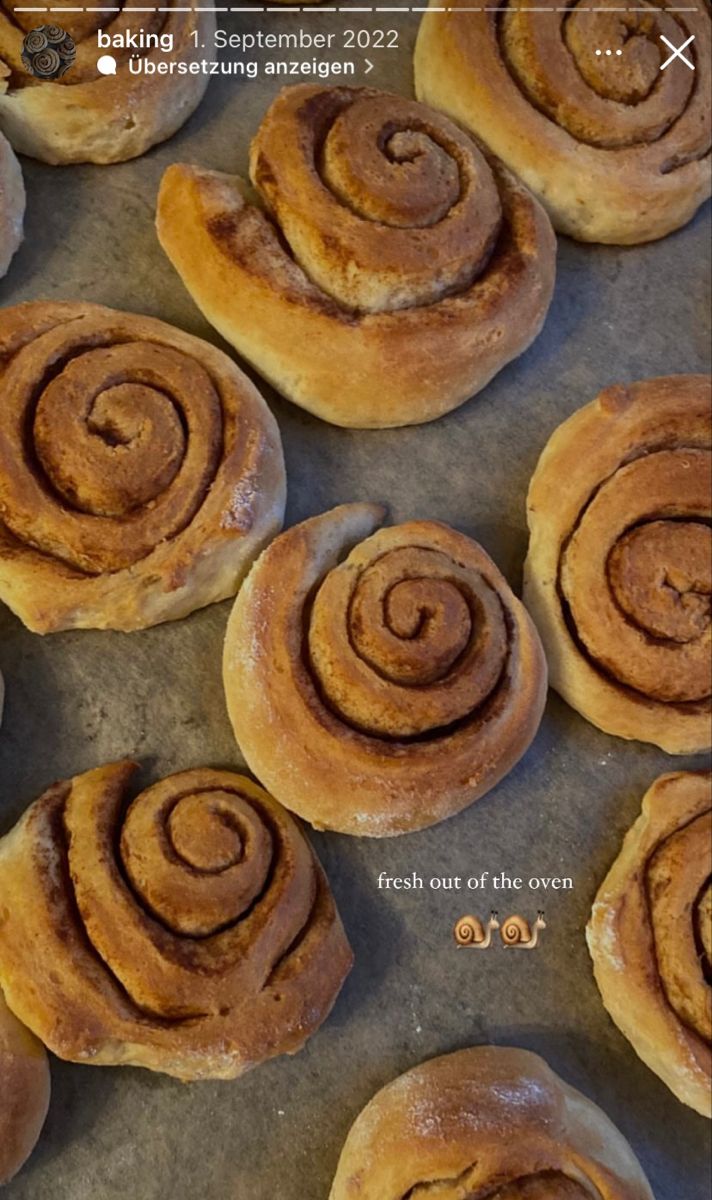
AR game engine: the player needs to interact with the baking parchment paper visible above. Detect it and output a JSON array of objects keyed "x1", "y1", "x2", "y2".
[{"x1": 0, "y1": 13, "x2": 710, "y2": 1198}]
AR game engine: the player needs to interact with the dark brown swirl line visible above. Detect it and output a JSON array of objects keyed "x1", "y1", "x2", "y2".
[
  {"x1": 588, "y1": 771, "x2": 712, "y2": 1117},
  {"x1": 406, "y1": 1167, "x2": 592, "y2": 1199},
  {"x1": 696, "y1": 882, "x2": 712, "y2": 983},
  {"x1": 307, "y1": 541, "x2": 511, "y2": 741},
  {"x1": 1, "y1": 324, "x2": 223, "y2": 575},
  {"x1": 524, "y1": 376, "x2": 711, "y2": 753},
  {"x1": 499, "y1": 0, "x2": 698, "y2": 153},
  {"x1": 250, "y1": 85, "x2": 504, "y2": 314},
  {"x1": 646, "y1": 808, "x2": 712, "y2": 1046},
  {"x1": 414, "y1": 0, "x2": 710, "y2": 242},
  {"x1": 0, "y1": 762, "x2": 352, "y2": 1079},
  {"x1": 156, "y1": 83, "x2": 556, "y2": 427},
  {"x1": 224, "y1": 504, "x2": 547, "y2": 836},
  {"x1": 0, "y1": 301, "x2": 286, "y2": 633},
  {"x1": 558, "y1": 446, "x2": 711, "y2": 709}
]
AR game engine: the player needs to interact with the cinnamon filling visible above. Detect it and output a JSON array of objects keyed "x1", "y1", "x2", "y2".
[
  {"x1": 307, "y1": 544, "x2": 512, "y2": 740},
  {"x1": 559, "y1": 447, "x2": 711, "y2": 706},
  {"x1": 405, "y1": 1168, "x2": 593, "y2": 1199},
  {"x1": 0, "y1": 317, "x2": 224, "y2": 575},
  {"x1": 499, "y1": 0, "x2": 695, "y2": 149},
  {"x1": 647, "y1": 811, "x2": 712, "y2": 1044}
]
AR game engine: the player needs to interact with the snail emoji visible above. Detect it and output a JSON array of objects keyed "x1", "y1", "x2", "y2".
[
  {"x1": 454, "y1": 911, "x2": 500, "y2": 949},
  {"x1": 500, "y1": 911, "x2": 546, "y2": 949}
]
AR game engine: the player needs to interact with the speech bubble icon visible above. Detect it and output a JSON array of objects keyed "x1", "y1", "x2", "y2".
[{"x1": 97, "y1": 54, "x2": 117, "y2": 75}]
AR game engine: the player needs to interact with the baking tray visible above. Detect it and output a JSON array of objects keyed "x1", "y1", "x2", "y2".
[{"x1": 0, "y1": 11, "x2": 710, "y2": 1198}]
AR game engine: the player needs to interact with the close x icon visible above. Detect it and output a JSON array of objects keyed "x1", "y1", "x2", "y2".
[{"x1": 660, "y1": 33, "x2": 696, "y2": 70}]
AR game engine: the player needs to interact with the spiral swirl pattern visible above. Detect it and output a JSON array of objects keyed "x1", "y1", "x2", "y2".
[
  {"x1": 156, "y1": 83, "x2": 556, "y2": 427},
  {"x1": 329, "y1": 1046, "x2": 653, "y2": 1199},
  {"x1": 500, "y1": 917, "x2": 527, "y2": 945},
  {"x1": 415, "y1": 0, "x2": 711, "y2": 243},
  {"x1": 43, "y1": 25, "x2": 66, "y2": 45},
  {"x1": 453, "y1": 916, "x2": 483, "y2": 946},
  {"x1": 20, "y1": 25, "x2": 74, "y2": 80},
  {"x1": 588, "y1": 772, "x2": 711, "y2": 1117},
  {"x1": 224, "y1": 504, "x2": 547, "y2": 836},
  {"x1": 0, "y1": 2, "x2": 214, "y2": 163},
  {"x1": 0, "y1": 762, "x2": 352, "y2": 1081},
  {"x1": 22, "y1": 30, "x2": 49, "y2": 54},
  {"x1": 250, "y1": 86, "x2": 504, "y2": 315},
  {"x1": 524, "y1": 376, "x2": 711, "y2": 754},
  {"x1": 2, "y1": 2, "x2": 196, "y2": 86},
  {"x1": 0, "y1": 302, "x2": 285, "y2": 633},
  {"x1": 30, "y1": 48, "x2": 60, "y2": 77}
]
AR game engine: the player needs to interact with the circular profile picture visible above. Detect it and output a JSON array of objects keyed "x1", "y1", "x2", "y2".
[{"x1": 21, "y1": 25, "x2": 76, "y2": 80}]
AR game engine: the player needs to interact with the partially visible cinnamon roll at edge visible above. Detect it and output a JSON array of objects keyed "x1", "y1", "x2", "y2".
[
  {"x1": 330, "y1": 1046, "x2": 654, "y2": 1199},
  {"x1": 0, "y1": 2, "x2": 215, "y2": 164},
  {"x1": 524, "y1": 375, "x2": 711, "y2": 753},
  {"x1": 415, "y1": 0, "x2": 711, "y2": 244},
  {"x1": 587, "y1": 772, "x2": 712, "y2": 1118},
  {"x1": 0, "y1": 762, "x2": 353, "y2": 1081}
]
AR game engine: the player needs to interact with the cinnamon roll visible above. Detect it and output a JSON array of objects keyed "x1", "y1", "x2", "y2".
[
  {"x1": 156, "y1": 83, "x2": 556, "y2": 428},
  {"x1": 415, "y1": 0, "x2": 711, "y2": 244},
  {"x1": 223, "y1": 504, "x2": 547, "y2": 836},
  {"x1": 0, "y1": 128, "x2": 23, "y2": 276},
  {"x1": 587, "y1": 772, "x2": 712, "y2": 1117},
  {"x1": 330, "y1": 1046, "x2": 653, "y2": 1199},
  {"x1": 0, "y1": 989, "x2": 50, "y2": 1185},
  {"x1": 0, "y1": 2, "x2": 214, "y2": 164},
  {"x1": 0, "y1": 762, "x2": 353, "y2": 1081},
  {"x1": 524, "y1": 376, "x2": 711, "y2": 753},
  {"x1": 0, "y1": 301, "x2": 286, "y2": 633}
]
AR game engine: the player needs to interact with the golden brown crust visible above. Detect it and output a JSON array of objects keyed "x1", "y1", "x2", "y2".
[
  {"x1": 0, "y1": 301, "x2": 286, "y2": 633},
  {"x1": 0, "y1": 3, "x2": 214, "y2": 164},
  {"x1": 587, "y1": 772, "x2": 712, "y2": 1118},
  {"x1": 156, "y1": 83, "x2": 556, "y2": 428},
  {"x1": 415, "y1": 0, "x2": 711, "y2": 244},
  {"x1": 0, "y1": 762, "x2": 353, "y2": 1082},
  {"x1": 523, "y1": 375, "x2": 711, "y2": 753},
  {"x1": 0, "y1": 128, "x2": 23, "y2": 276},
  {"x1": 0, "y1": 988, "x2": 50, "y2": 1186},
  {"x1": 223, "y1": 504, "x2": 547, "y2": 836},
  {"x1": 329, "y1": 1046, "x2": 653, "y2": 1198}
]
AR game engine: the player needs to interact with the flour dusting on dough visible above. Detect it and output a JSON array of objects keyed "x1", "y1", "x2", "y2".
[
  {"x1": 222, "y1": 477, "x2": 258, "y2": 532},
  {"x1": 592, "y1": 903, "x2": 625, "y2": 971}
]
